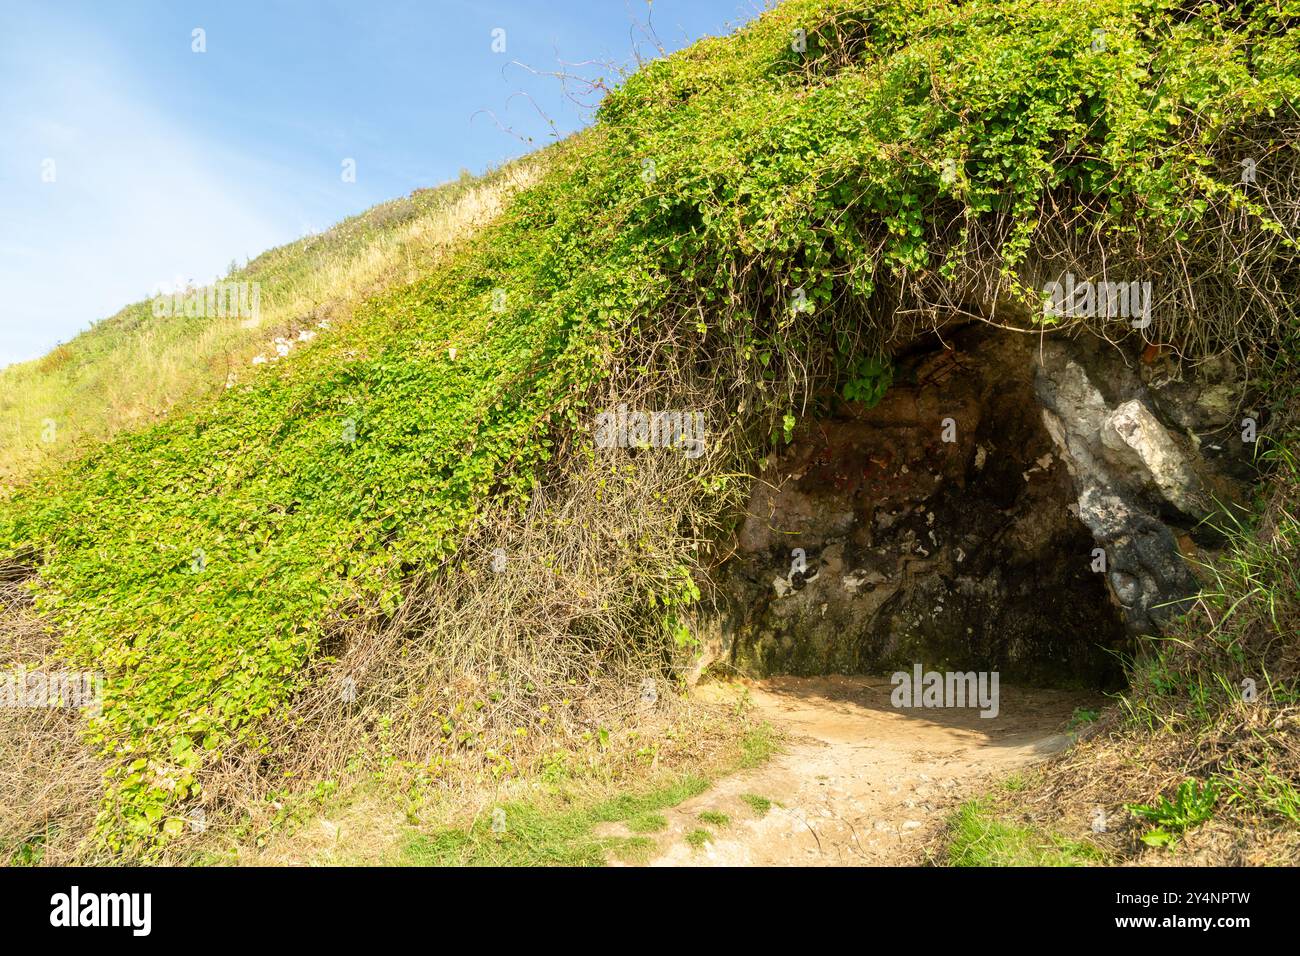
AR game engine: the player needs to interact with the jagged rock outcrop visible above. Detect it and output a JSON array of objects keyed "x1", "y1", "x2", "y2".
[{"x1": 1035, "y1": 338, "x2": 1251, "y2": 635}]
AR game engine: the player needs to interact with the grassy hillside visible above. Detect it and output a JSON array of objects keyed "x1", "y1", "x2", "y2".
[
  {"x1": 0, "y1": 161, "x2": 539, "y2": 491},
  {"x1": 2, "y1": 0, "x2": 1298, "y2": 862}
]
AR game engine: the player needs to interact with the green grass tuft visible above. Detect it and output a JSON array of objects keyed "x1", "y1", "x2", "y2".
[
  {"x1": 685, "y1": 828, "x2": 712, "y2": 850},
  {"x1": 946, "y1": 801, "x2": 1106, "y2": 867},
  {"x1": 740, "y1": 794, "x2": 772, "y2": 817},
  {"x1": 739, "y1": 725, "x2": 780, "y2": 769},
  {"x1": 627, "y1": 813, "x2": 669, "y2": 834}
]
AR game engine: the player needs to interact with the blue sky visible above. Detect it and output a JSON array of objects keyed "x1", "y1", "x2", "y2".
[{"x1": 0, "y1": 1, "x2": 757, "y2": 367}]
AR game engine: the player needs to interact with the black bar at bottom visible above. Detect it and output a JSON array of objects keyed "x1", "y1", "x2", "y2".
[{"x1": 0, "y1": 865, "x2": 1285, "y2": 942}]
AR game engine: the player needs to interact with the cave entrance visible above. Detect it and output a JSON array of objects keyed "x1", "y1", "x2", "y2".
[{"x1": 725, "y1": 324, "x2": 1129, "y2": 689}]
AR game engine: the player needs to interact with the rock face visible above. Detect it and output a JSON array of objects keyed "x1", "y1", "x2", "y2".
[
  {"x1": 709, "y1": 325, "x2": 1253, "y2": 687},
  {"x1": 1037, "y1": 343, "x2": 1191, "y2": 635}
]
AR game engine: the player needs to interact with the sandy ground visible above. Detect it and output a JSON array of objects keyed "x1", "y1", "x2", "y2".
[{"x1": 610, "y1": 675, "x2": 1096, "y2": 866}]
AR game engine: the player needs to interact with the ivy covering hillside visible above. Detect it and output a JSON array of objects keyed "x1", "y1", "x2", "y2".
[
  {"x1": 2, "y1": 0, "x2": 1297, "y2": 851},
  {"x1": 0, "y1": 162, "x2": 536, "y2": 486}
]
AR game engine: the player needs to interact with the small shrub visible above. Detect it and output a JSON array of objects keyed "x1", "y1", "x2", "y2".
[{"x1": 1127, "y1": 779, "x2": 1219, "y2": 847}]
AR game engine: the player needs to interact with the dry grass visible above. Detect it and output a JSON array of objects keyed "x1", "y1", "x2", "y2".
[{"x1": 0, "y1": 564, "x2": 106, "y2": 865}]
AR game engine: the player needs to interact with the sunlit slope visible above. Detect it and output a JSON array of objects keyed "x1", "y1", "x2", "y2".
[{"x1": 0, "y1": 161, "x2": 539, "y2": 489}]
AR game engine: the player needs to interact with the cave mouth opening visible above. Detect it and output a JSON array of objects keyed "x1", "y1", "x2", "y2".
[{"x1": 724, "y1": 323, "x2": 1130, "y2": 690}]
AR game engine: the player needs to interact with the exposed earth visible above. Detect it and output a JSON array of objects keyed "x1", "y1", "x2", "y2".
[{"x1": 607, "y1": 676, "x2": 1098, "y2": 866}]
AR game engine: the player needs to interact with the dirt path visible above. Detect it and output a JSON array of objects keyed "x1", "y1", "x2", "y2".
[{"x1": 619, "y1": 676, "x2": 1096, "y2": 866}]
